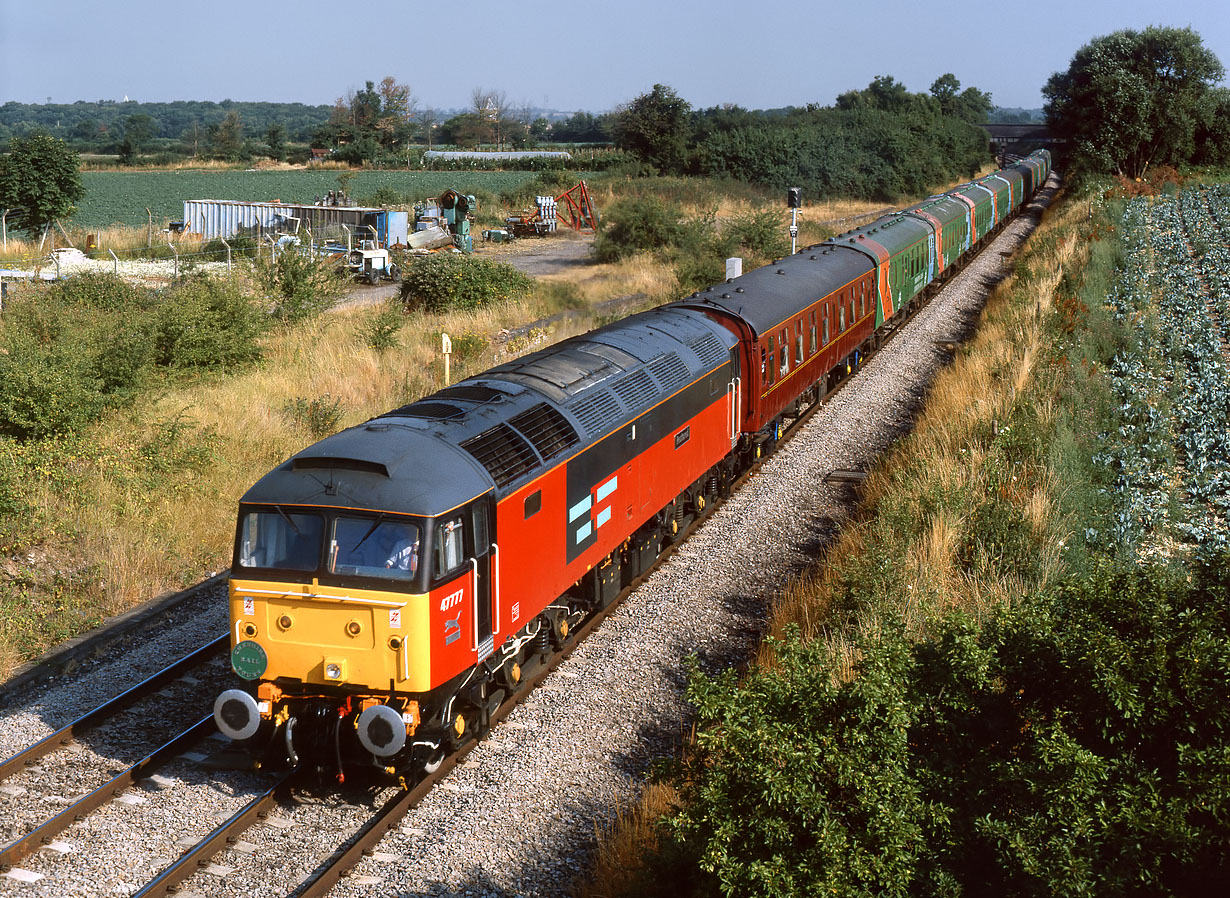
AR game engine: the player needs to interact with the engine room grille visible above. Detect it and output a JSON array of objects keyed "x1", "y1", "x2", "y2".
[
  {"x1": 437, "y1": 384, "x2": 506, "y2": 403},
  {"x1": 567, "y1": 391, "x2": 623, "y2": 436},
  {"x1": 688, "y1": 333, "x2": 728, "y2": 368},
  {"x1": 510, "y1": 403, "x2": 579, "y2": 462},
  {"x1": 460, "y1": 423, "x2": 539, "y2": 488},
  {"x1": 647, "y1": 353, "x2": 690, "y2": 392},
  {"x1": 380, "y1": 401, "x2": 466, "y2": 420},
  {"x1": 610, "y1": 369, "x2": 657, "y2": 411}
]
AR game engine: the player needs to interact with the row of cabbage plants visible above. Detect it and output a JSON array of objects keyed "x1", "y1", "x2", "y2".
[{"x1": 1095, "y1": 186, "x2": 1230, "y2": 559}]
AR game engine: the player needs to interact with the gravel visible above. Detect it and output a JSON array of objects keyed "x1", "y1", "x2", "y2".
[{"x1": 0, "y1": 179, "x2": 1055, "y2": 897}]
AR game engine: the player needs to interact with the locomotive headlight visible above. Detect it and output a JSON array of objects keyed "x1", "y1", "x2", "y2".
[
  {"x1": 277, "y1": 614, "x2": 293, "y2": 631},
  {"x1": 241, "y1": 622, "x2": 258, "y2": 638},
  {"x1": 324, "y1": 660, "x2": 346, "y2": 681}
]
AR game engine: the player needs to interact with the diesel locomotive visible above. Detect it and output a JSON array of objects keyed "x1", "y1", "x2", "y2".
[{"x1": 213, "y1": 150, "x2": 1052, "y2": 781}]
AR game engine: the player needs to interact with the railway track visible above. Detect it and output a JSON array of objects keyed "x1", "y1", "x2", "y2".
[{"x1": 0, "y1": 636, "x2": 230, "y2": 884}]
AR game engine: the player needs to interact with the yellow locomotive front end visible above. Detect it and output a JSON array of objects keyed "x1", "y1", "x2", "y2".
[{"x1": 215, "y1": 505, "x2": 441, "y2": 770}]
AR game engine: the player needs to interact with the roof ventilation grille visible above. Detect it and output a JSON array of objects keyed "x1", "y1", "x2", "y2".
[
  {"x1": 688, "y1": 333, "x2": 727, "y2": 368},
  {"x1": 611, "y1": 369, "x2": 657, "y2": 410},
  {"x1": 567, "y1": 391, "x2": 623, "y2": 436},
  {"x1": 437, "y1": 384, "x2": 507, "y2": 403},
  {"x1": 509, "y1": 403, "x2": 580, "y2": 462},
  {"x1": 460, "y1": 423, "x2": 539, "y2": 488},
  {"x1": 647, "y1": 352, "x2": 691, "y2": 391}
]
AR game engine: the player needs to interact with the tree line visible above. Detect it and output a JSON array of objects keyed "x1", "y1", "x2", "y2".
[{"x1": 613, "y1": 76, "x2": 994, "y2": 200}]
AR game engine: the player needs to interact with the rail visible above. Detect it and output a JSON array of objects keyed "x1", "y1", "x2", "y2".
[
  {"x1": 0, "y1": 716, "x2": 216, "y2": 868},
  {"x1": 0, "y1": 634, "x2": 227, "y2": 783}
]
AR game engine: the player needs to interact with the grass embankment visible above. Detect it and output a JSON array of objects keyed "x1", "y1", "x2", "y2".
[{"x1": 575, "y1": 174, "x2": 1230, "y2": 895}]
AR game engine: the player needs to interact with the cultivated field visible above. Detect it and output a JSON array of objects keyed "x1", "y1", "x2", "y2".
[
  {"x1": 71, "y1": 170, "x2": 565, "y2": 229},
  {"x1": 1095, "y1": 184, "x2": 1230, "y2": 558}
]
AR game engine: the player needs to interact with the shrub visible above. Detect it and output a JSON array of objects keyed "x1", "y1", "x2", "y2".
[
  {"x1": 49, "y1": 270, "x2": 148, "y2": 312},
  {"x1": 654, "y1": 559, "x2": 1230, "y2": 898},
  {"x1": 282, "y1": 395, "x2": 343, "y2": 440},
  {"x1": 154, "y1": 275, "x2": 265, "y2": 370},
  {"x1": 363, "y1": 299, "x2": 405, "y2": 352},
  {"x1": 255, "y1": 248, "x2": 347, "y2": 323},
  {"x1": 0, "y1": 332, "x2": 106, "y2": 439},
  {"x1": 720, "y1": 209, "x2": 791, "y2": 265},
  {"x1": 592, "y1": 196, "x2": 686, "y2": 262},
  {"x1": 400, "y1": 254, "x2": 532, "y2": 313}
]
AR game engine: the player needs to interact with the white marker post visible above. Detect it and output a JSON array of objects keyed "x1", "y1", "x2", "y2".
[
  {"x1": 442, "y1": 332, "x2": 453, "y2": 385},
  {"x1": 787, "y1": 187, "x2": 802, "y2": 255}
]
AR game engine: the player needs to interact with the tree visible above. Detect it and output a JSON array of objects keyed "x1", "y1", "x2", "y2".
[
  {"x1": 118, "y1": 113, "x2": 155, "y2": 164},
  {"x1": 180, "y1": 121, "x2": 205, "y2": 158},
  {"x1": 1044, "y1": 26, "x2": 1226, "y2": 178},
  {"x1": 211, "y1": 110, "x2": 245, "y2": 160},
  {"x1": 615, "y1": 83, "x2": 693, "y2": 174},
  {"x1": 0, "y1": 131, "x2": 85, "y2": 238},
  {"x1": 930, "y1": 73, "x2": 961, "y2": 112},
  {"x1": 265, "y1": 123, "x2": 286, "y2": 161}
]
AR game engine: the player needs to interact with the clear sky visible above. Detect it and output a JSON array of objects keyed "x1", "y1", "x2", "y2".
[{"x1": 2, "y1": 0, "x2": 1227, "y2": 114}]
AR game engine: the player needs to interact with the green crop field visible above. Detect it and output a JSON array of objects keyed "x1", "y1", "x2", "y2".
[{"x1": 72, "y1": 170, "x2": 561, "y2": 229}]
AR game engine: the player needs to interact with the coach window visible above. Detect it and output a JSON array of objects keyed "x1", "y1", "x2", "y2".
[
  {"x1": 760, "y1": 344, "x2": 767, "y2": 383},
  {"x1": 839, "y1": 305, "x2": 846, "y2": 333},
  {"x1": 780, "y1": 329, "x2": 790, "y2": 376},
  {"x1": 796, "y1": 321, "x2": 805, "y2": 364},
  {"x1": 809, "y1": 311, "x2": 817, "y2": 354},
  {"x1": 823, "y1": 305, "x2": 830, "y2": 344}
]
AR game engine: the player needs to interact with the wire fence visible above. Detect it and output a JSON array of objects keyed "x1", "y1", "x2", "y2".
[{"x1": 0, "y1": 224, "x2": 362, "y2": 295}]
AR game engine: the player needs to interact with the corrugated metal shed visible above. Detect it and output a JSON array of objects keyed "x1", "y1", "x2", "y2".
[{"x1": 182, "y1": 200, "x2": 392, "y2": 242}]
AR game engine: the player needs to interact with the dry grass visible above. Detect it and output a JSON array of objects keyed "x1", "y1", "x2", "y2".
[
  {"x1": 759, "y1": 186, "x2": 1083, "y2": 654},
  {"x1": 571, "y1": 780, "x2": 682, "y2": 898}
]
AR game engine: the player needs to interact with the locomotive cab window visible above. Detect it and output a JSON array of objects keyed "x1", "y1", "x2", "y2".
[
  {"x1": 237, "y1": 509, "x2": 323, "y2": 572},
  {"x1": 434, "y1": 514, "x2": 466, "y2": 577},
  {"x1": 328, "y1": 516, "x2": 420, "y2": 581}
]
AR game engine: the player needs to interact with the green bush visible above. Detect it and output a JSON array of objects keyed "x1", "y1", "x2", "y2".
[
  {"x1": 400, "y1": 254, "x2": 532, "y2": 313},
  {"x1": 255, "y1": 248, "x2": 347, "y2": 323},
  {"x1": 363, "y1": 299, "x2": 405, "y2": 352},
  {"x1": 282, "y1": 395, "x2": 343, "y2": 440},
  {"x1": 592, "y1": 196, "x2": 686, "y2": 262},
  {"x1": 154, "y1": 275, "x2": 265, "y2": 370},
  {"x1": 653, "y1": 559, "x2": 1230, "y2": 898},
  {"x1": 0, "y1": 332, "x2": 106, "y2": 439},
  {"x1": 719, "y1": 209, "x2": 791, "y2": 264},
  {"x1": 48, "y1": 270, "x2": 148, "y2": 312}
]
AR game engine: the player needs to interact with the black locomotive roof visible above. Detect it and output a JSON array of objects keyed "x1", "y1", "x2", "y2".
[
  {"x1": 240, "y1": 306, "x2": 737, "y2": 517},
  {"x1": 671, "y1": 244, "x2": 873, "y2": 339}
]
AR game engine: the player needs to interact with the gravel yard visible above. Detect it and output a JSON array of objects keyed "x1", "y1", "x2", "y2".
[{"x1": 0, "y1": 179, "x2": 1054, "y2": 897}]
